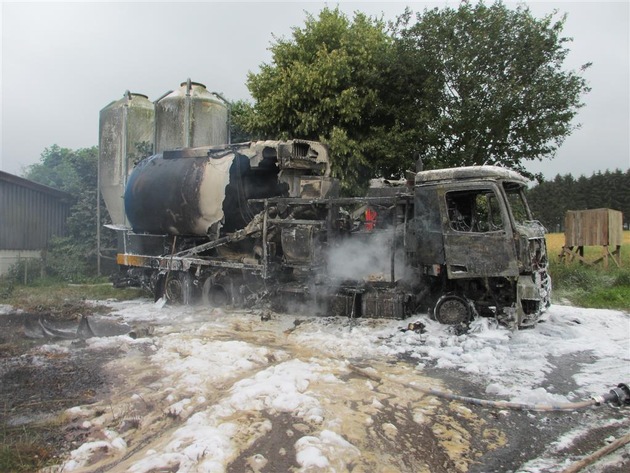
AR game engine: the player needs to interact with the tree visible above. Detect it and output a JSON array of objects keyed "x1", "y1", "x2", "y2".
[
  {"x1": 390, "y1": 1, "x2": 591, "y2": 176},
  {"x1": 230, "y1": 99, "x2": 257, "y2": 143},
  {"x1": 244, "y1": 7, "x2": 394, "y2": 192},
  {"x1": 23, "y1": 145, "x2": 108, "y2": 280},
  {"x1": 243, "y1": 2, "x2": 590, "y2": 189}
]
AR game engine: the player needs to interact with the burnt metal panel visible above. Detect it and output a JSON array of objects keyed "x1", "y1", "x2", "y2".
[
  {"x1": 328, "y1": 293, "x2": 355, "y2": 317},
  {"x1": 410, "y1": 186, "x2": 445, "y2": 267},
  {"x1": 362, "y1": 290, "x2": 408, "y2": 319},
  {"x1": 415, "y1": 166, "x2": 529, "y2": 185},
  {"x1": 118, "y1": 231, "x2": 166, "y2": 256},
  {"x1": 280, "y1": 225, "x2": 317, "y2": 266},
  {"x1": 440, "y1": 183, "x2": 519, "y2": 279},
  {"x1": 443, "y1": 232, "x2": 519, "y2": 278},
  {"x1": 0, "y1": 171, "x2": 71, "y2": 251}
]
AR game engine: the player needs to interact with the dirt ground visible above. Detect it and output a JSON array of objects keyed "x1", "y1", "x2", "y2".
[
  {"x1": 0, "y1": 311, "x2": 120, "y2": 471},
  {"x1": 0, "y1": 303, "x2": 629, "y2": 473}
]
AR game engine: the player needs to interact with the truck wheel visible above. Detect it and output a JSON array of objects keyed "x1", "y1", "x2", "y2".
[
  {"x1": 433, "y1": 293, "x2": 473, "y2": 325},
  {"x1": 164, "y1": 272, "x2": 193, "y2": 304},
  {"x1": 202, "y1": 278, "x2": 230, "y2": 307}
]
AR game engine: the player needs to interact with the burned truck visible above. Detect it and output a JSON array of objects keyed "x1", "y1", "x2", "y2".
[{"x1": 109, "y1": 139, "x2": 550, "y2": 328}]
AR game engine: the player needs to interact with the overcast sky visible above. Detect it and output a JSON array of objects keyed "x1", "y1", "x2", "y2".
[{"x1": 1, "y1": 1, "x2": 628, "y2": 180}]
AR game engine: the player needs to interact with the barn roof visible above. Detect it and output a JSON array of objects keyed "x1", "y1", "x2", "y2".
[{"x1": 0, "y1": 170, "x2": 72, "y2": 201}]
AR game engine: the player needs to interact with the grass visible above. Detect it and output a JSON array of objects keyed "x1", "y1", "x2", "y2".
[
  {"x1": 546, "y1": 230, "x2": 630, "y2": 312},
  {"x1": 0, "y1": 426, "x2": 59, "y2": 473},
  {"x1": 0, "y1": 277, "x2": 146, "y2": 318}
]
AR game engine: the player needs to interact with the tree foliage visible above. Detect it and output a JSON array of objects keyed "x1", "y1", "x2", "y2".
[
  {"x1": 230, "y1": 99, "x2": 257, "y2": 143},
  {"x1": 23, "y1": 145, "x2": 110, "y2": 280},
  {"x1": 243, "y1": 7, "x2": 393, "y2": 192},
  {"x1": 242, "y1": 1, "x2": 590, "y2": 189},
  {"x1": 393, "y1": 1, "x2": 591, "y2": 175}
]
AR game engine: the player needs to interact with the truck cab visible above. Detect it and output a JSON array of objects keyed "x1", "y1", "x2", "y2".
[{"x1": 409, "y1": 166, "x2": 551, "y2": 327}]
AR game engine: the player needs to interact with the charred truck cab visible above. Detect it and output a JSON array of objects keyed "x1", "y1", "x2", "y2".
[
  {"x1": 410, "y1": 167, "x2": 550, "y2": 328},
  {"x1": 109, "y1": 140, "x2": 550, "y2": 328}
]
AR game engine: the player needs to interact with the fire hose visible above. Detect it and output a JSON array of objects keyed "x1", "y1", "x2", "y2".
[{"x1": 347, "y1": 364, "x2": 630, "y2": 412}]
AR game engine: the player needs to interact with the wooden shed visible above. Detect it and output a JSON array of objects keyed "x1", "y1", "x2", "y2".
[
  {"x1": 0, "y1": 171, "x2": 72, "y2": 276},
  {"x1": 561, "y1": 208, "x2": 623, "y2": 268}
]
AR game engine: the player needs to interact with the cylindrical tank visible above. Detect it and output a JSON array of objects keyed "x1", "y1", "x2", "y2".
[
  {"x1": 154, "y1": 79, "x2": 229, "y2": 153},
  {"x1": 99, "y1": 92, "x2": 154, "y2": 226},
  {"x1": 124, "y1": 147, "x2": 286, "y2": 236}
]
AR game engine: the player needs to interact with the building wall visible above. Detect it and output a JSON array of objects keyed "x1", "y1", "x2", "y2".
[{"x1": 0, "y1": 171, "x2": 71, "y2": 275}]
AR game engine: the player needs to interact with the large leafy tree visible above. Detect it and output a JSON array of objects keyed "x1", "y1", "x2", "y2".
[
  {"x1": 243, "y1": 7, "x2": 394, "y2": 192},
  {"x1": 243, "y1": 1, "x2": 590, "y2": 188},
  {"x1": 394, "y1": 1, "x2": 591, "y2": 175},
  {"x1": 24, "y1": 145, "x2": 110, "y2": 279}
]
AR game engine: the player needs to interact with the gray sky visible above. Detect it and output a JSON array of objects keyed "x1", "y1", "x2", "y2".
[{"x1": 1, "y1": 1, "x2": 628, "y2": 180}]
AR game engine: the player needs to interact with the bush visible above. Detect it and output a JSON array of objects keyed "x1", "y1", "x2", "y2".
[
  {"x1": 0, "y1": 276, "x2": 14, "y2": 299},
  {"x1": 43, "y1": 236, "x2": 92, "y2": 282},
  {"x1": 4, "y1": 258, "x2": 44, "y2": 286},
  {"x1": 23, "y1": 145, "x2": 112, "y2": 282}
]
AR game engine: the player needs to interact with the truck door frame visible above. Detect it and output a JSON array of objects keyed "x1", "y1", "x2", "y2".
[{"x1": 439, "y1": 182, "x2": 519, "y2": 280}]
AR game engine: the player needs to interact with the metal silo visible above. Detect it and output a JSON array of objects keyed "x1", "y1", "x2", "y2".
[
  {"x1": 99, "y1": 91, "x2": 154, "y2": 226},
  {"x1": 154, "y1": 79, "x2": 229, "y2": 153}
]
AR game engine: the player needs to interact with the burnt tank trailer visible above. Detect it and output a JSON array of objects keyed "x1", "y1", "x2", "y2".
[{"x1": 112, "y1": 140, "x2": 550, "y2": 328}]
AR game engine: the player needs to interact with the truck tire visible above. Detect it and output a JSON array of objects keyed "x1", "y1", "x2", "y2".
[
  {"x1": 164, "y1": 271, "x2": 193, "y2": 304},
  {"x1": 433, "y1": 293, "x2": 473, "y2": 325},
  {"x1": 202, "y1": 278, "x2": 230, "y2": 307}
]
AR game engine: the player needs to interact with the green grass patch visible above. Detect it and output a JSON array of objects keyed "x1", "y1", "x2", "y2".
[
  {"x1": 545, "y1": 231, "x2": 630, "y2": 311},
  {"x1": 549, "y1": 262, "x2": 630, "y2": 312},
  {"x1": 572, "y1": 286, "x2": 630, "y2": 310}
]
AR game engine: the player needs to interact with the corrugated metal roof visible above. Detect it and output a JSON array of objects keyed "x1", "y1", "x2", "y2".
[{"x1": 0, "y1": 170, "x2": 72, "y2": 201}]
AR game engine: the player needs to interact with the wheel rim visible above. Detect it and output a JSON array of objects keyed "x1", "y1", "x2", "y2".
[
  {"x1": 434, "y1": 295, "x2": 472, "y2": 325},
  {"x1": 163, "y1": 272, "x2": 193, "y2": 304},
  {"x1": 164, "y1": 277, "x2": 183, "y2": 302}
]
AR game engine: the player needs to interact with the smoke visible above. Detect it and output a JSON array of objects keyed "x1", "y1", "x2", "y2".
[{"x1": 325, "y1": 230, "x2": 408, "y2": 282}]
